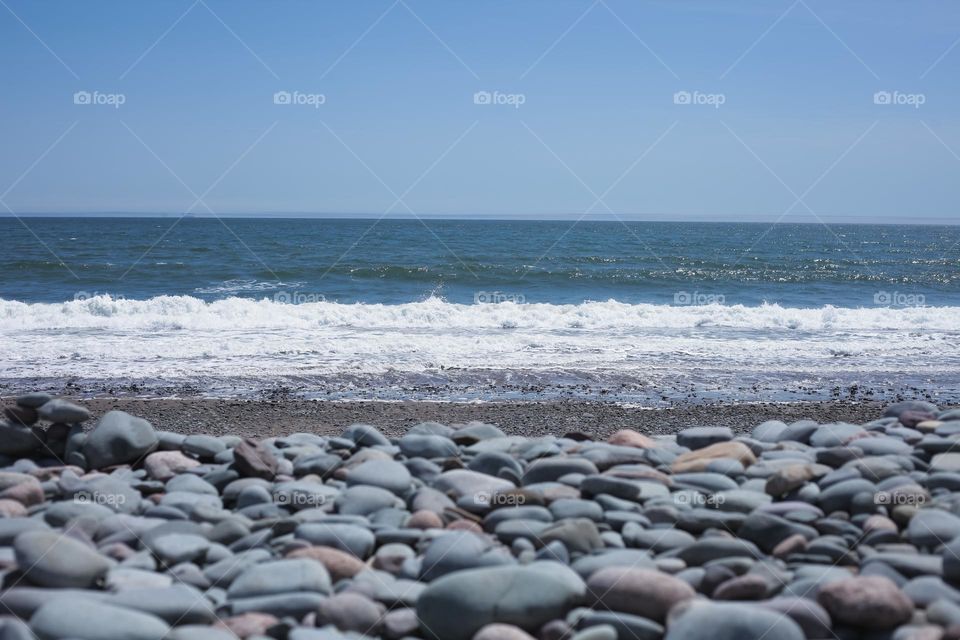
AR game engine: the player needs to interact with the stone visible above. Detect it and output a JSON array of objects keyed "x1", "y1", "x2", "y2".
[
  {"x1": 473, "y1": 624, "x2": 537, "y2": 640},
  {"x1": 14, "y1": 531, "x2": 111, "y2": 588},
  {"x1": 417, "y1": 562, "x2": 586, "y2": 640},
  {"x1": 316, "y1": 592, "x2": 386, "y2": 634},
  {"x1": 83, "y1": 411, "x2": 158, "y2": 469},
  {"x1": 676, "y1": 426, "x2": 733, "y2": 450},
  {"x1": 817, "y1": 576, "x2": 914, "y2": 629},
  {"x1": 671, "y1": 442, "x2": 756, "y2": 474},
  {"x1": 608, "y1": 429, "x2": 657, "y2": 448},
  {"x1": 36, "y1": 399, "x2": 90, "y2": 423},
  {"x1": 30, "y1": 597, "x2": 170, "y2": 640},
  {"x1": 586, "y1": 567, "x2": 695, "y2": 622},
  {"x1": 143, "y1": 450, "x2": 201, "y2": 481},
  {"x1": 227, "y1": 558, "x2": 332, "y2": 598},
  {"x1": 232, "y1": 438, "x2": 278, "y2": 480},
  {"x1": 287, "y1": 545, "x2": 367, "y2": 582},
  {"x1": 346, "y1": 459, "x2": 413, "y2": 494},
  {"x1": 932, "y1": 453, "x2": 960, "y2": 473},
  {"x1": 665, "y1": 600, "x2": 805, "y2": 640}
]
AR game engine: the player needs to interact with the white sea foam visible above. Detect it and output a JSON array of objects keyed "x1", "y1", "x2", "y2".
[
  {"x1": 1, "y1": 295, "x2": 957, "y2": 401},
  {"x1": 0, "y1": 295, "x2": 955, "y2": 331}
]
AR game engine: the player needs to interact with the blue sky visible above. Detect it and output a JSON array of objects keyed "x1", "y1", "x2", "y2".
[{"x1": 1, "y1": 0, "x2": 958, "y2": 221}]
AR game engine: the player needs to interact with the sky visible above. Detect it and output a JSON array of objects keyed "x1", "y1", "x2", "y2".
[{"x1": 1, "y1": 0, "x2": 959, "y2": 222}]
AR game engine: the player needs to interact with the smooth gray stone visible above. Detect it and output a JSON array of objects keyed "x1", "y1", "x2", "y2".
[
  {"x1": 148, "y1": 533, "x2": 210, "y2": 566},
  {"x1": 522, "y1": 458, "x2": 599, "y2": 485},
  {"x1": 417, "y1": 561, "x2": 586, "y2": 640},
  {"x1": 466, "y1": 451, "x2": 523, "y2": 478},
  {"x1": 862, "y1": 553, "x2": 943, "y2": 578},
  {"x1": 398, "y1": 434, "x2": 459, "y2": 459},
  {"x1": 780, "y1": 420, "x2": 819, "y2": 444},
  {"x1": 676, "y1": 538, "x2": 763, "y2": 566},
  {"x1": 854, "y1": 437, "x2": 913, "y2": 456},
  {"x1": 570, "y1": 549, "x2": 654, "y2": 579},
  {"x1": 14, "y1": 531, "x2": 111, "y2": 588},
  {"x1": 336, "y1": 485, "x2": 404, "y2": 516},
  {"x1": 452, "y1": 422, "x2": 506, "y2": 444},
  {"x1": 885, "y1": 400, "x2": 938, "y2": 417},
  {"x1": 72, "y1": 475, "x2": 141, "y2": 514},
  {"x1": 672, "y1": 473, "x2": 738, "y2": 493},
  {"x1": 0, "y1": 423, "x2": 42, "y2": 456},
  {"x1": 203, "y1": 548, "x2": 271, "y2": 587},
  {"x1": 293, "y1": 452, "x2": 342, "y2": 477},
  {"x1": 571, "y1": 609, "x2": 663, "y2": 640},
  {"x1": 943, "y1": 537, "x2": 960, "y2": 586},
  {"x1": 809, "y1": 423, "x2": 867, "y2": 448},
  {"x1": 419, "y1": 531, "x2": 513, "y2": 582},
  {"x1": 752, "y1": 420, "x2": 789, "y2": 442},
  {"x1": 16, "y1": 392, "x2": 51, "y2": 408},
  {"x1": 83, "y1": 410, "x2": 158, "y2": 469},
  {"x1": 816, "y1": 478, "x2": 876, "y2": 513},
  {"x1": 346, "y1": 459, "x2": 412, "y2": 495},
  {"x1": 755, "y1": 597, "x2": 833, "y2": 639},
  {"x1": 230, "y1": 592, "x2": 327, "y2": 617},
  {"x1": 538, "y1": 518, "x2": 604, "y2": 554},
  {"x1": 342, "y1": 424, "x2": 390, "y2": 447},
  {"x1": 29, "y1": 597, "x2": 170, "y2": 640},
  {"x1": 36, "y1": 399, "x2": 90, "y2": 423},
  {"x1": 181, "y1": 434, "x2": 226, "y2": 458},
  {"x1": 106, "y1": 584, "x2": 216, "y2": 624},
  {"x1": 909, "y1": 509, "x2": 960, "y2": 549},
  {"x1": 0, "y1": 518, "x2": 48, "y2": 545},
  {"x1": 227, "y1": 558, "x2": 331, "y2": 598},
  {"x1": 295, "y1": 523, "x2": 376, "y2": 558},
  {"x1": 483, "y1": 505, "x2": 553, "y2": 531},
  {"x1": 166, "y1": 626, "x2": 238, "y2": 640},
  {"x1": 903, "y1": 575, "x2": 960, "y2": 606},
  {"x1": 622, "y1": 524, "x2": 695, "y2": 553},
  {"x1": 738, "y1": 511, "x2": 817, "y2": 554},
  {"x1": 677, "y1": 427, "x2": 733, "y2": 450},
  {"x1": 407, "y1": 421, "x2": 456, "y2": 437},
  {"x1": 550, "y1": 498, "x2": 604, "y2": 522},
  {"x1": 665, "y1": 600, "x2": 804, "y2": 640}
]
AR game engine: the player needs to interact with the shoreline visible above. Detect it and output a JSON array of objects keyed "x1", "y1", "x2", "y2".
[{"x1": 13, "y1": 397, "x2": 894, "y2": 438}]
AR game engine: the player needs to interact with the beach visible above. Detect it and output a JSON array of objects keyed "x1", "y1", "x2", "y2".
[{"x1": 32, "y1": 396, "x2": 888, "y2": 439}]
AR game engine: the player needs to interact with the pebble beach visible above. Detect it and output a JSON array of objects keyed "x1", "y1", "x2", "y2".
[{"x1": 1, "y1": 393, "x2": 959, "y2": 639}]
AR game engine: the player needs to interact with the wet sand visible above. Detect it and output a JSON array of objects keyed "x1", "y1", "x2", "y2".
[{"x1": 34, "y1": 397, "x2": 892, "y2": 439}]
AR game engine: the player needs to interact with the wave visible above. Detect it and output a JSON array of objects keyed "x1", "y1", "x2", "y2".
[{"x1": 0, "y1": 294, "x2": 957, "y2": 332}]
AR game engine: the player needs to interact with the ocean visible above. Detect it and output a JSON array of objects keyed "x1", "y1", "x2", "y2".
[{"x1": 2, "y1": 217, "x2": 958, "y2": 404}]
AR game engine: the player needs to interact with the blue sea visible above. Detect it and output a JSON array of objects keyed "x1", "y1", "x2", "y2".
[{"x1": 1, "y1": 217, "x2": 958, "y2": 404}]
